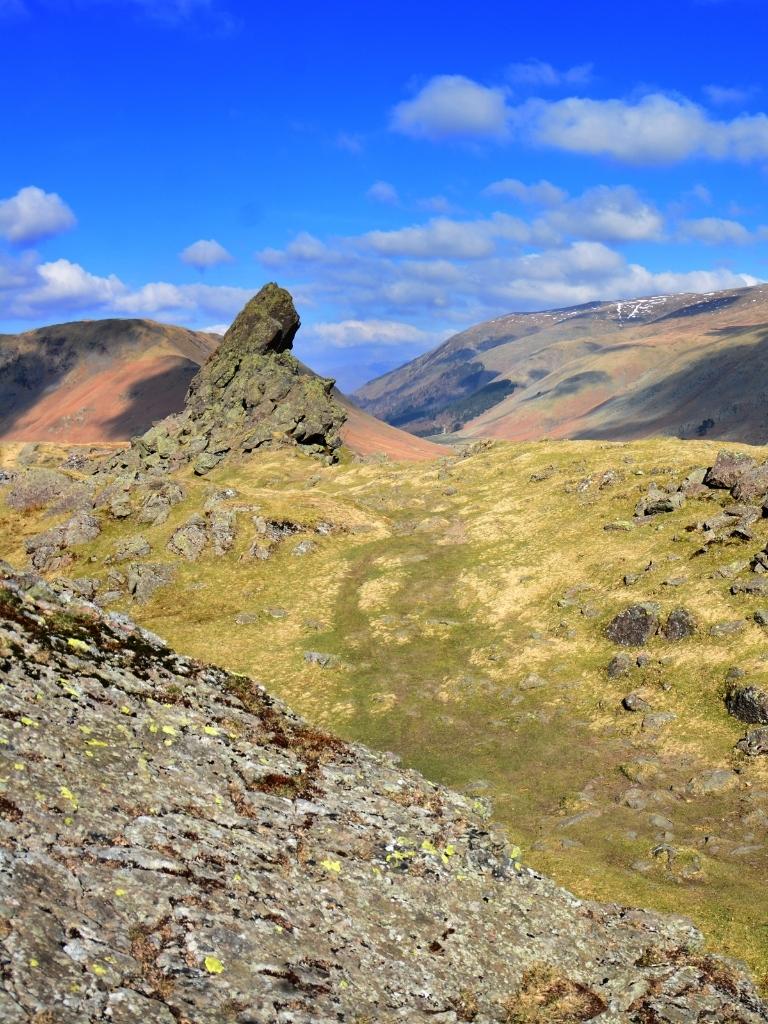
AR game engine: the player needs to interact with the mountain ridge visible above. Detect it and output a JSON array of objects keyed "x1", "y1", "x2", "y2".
[{"x1": 353, "y1": 282, "x2": 768, "y2": 443}]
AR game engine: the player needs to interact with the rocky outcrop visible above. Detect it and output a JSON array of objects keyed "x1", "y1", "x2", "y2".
[
  {"x1": 105, "y1": 284, "x2": 346, "y2": 478},
  {"x1": 1, "y1": 564, "x2": 766, "y2": 1023}
]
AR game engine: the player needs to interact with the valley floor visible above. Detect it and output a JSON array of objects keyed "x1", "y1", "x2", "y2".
[{"x1": 3, "y1": 436, "x2": 768, "y2": 986}]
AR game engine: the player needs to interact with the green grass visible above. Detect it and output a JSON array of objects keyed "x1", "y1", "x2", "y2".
[{"x1": 3, "y1": 436, "x2": 768, "y2": 985}]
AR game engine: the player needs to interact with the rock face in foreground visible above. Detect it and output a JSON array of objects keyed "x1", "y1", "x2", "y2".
[
  {"x1": 1, "y1": 567, "x2": 766, "y2": 1024},
  {"x1": 107, "y1": 283, "x2": 346, "y2": 476}
]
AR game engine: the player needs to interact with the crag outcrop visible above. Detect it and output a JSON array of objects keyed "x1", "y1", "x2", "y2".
[
  {"x1": 106, "y1": 283, "x2": 346, "y2": 477},
  {"x1": 1, "y1": 565, "x2": 766, "y2": 1023}
]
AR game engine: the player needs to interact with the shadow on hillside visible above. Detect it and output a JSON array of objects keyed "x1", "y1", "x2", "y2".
[
  {"x1": 100, "y1": 361, "x2": 199, "y2": 440},
  {"x1": 571, "y1": 326, "x2": 768, "y2": 444},
  {"x1": 0, "y1": 341, "x2": 78, "y2": 435}
]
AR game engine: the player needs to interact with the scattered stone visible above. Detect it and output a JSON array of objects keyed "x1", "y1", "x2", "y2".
[
  {"x1": 732, "y1": 578, "x2": 768, "y2": 596},
  {"x1": 663, "y1": 607, "x2": 697, "y2": 641},
  {"x1": 25, "y1": 511, "x2": 101, "y2": 572},
  {"x1": 635, "y1": 486, "x2": 685, "y2": 517},
  {"x1": 304, "y1": 650, "x2": 339, "y2": 668},
  {"x1": 235, "y1": 612, "x2": 258, "y2": 625},
  {"x1": 167, "y1": 514, "x2": 208, "y2": 561},
  {"x1": 678, "y1": 467, "x2": 708, "y2": 494},
  {"x1": 622, "y1": 692, "x2": 652, "y2": 713},
  {"x1": 606, "y1": 603, "x2": 660, "y2": 646},
  {"x1": 137, "y1": 481, "x2": 186, "y2": 525},
  {"x1": 607, "y1": 653, "x2": 633, "y2": 678},
  {"x1": 704, "y1": 451, "x2": 768, "y2": 500},
  {"x1": 125, "y1": 562, "x2": 175, "y2": 604},
  {"x1": 207, "y1": 508, "x2": 237, "y2": 556},
  {"x1": 604, "y1": 520, "x2": 634, "y2": 532},
  {"x1": 623, "y1": 573, "x2": 639, "y2": 585},
  {"x1": 292, "y1": 539, "x2": 316, "y2": 556},
  {"x1": 685, "y1": 769, "x2": 738, "y2": 795},
  {"x1": 113, "y1": 535, "x2": 151, "y2": 562},
  {"x1": 736, "y1": 727, "x2": 768, "y2": 756},
  {"x1": 726, "y1": 685, "x2": 768, "y2": 724},
  {"x1": 755, "y1": 610, "x2": 768, "y2": 627},
  {"x1": 709, "y1": 620, "x2": 746, "y2": 637},
  {"x1": 642, "y1": 712, "x2": 677, "y2": 731}
]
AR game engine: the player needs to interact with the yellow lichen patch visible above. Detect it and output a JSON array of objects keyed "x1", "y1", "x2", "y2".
[
  {"x1": 320, "y1": 858, "x2": 342, "y2": 873},
  {"x1": 59, "y1": 786, "x2": 78, "y2": 809},
  {"x1": 66, "y1": 638, "x2": 90, "y2": 653},
  {"x1": 203, "y1": 956, "x2": 225, "y2": 974}
]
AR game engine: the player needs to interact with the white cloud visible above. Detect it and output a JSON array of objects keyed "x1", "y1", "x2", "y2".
[
  {"x1": 704, "y1": 84, "x2": 754, "y2": 106},
  {"x1": 258, "y1": 231, "x2": 341, "y2": 266},
  {"x1": 12, "y1": 258, "x2": 125, "y2": 314},
  {"x1": 0, "y1": 186, "x2": 76, "y2": 244},
  {"x1": 544, "y1": 185, "x2": 665, "y2": 242},
  {"x1": 362, "y1": 213, "x2": 534, "y2": 259},
  {"x1": 390, "y1": 80, "x2": 768, "y2": 164},
  {"x1": 310, "y1": 318, "x2": 431, "y2": 348},
  {"x1": 507, "y1": 59, "x2": 593, "y2": 87},
  {"x1": 680, "y1": 216, "x2": 752, "y2": 244},
  {"x1": 516, "y1": 93, "x2": 768, "y2": 163},
  {"x1": 200, "y1": 322, "x2": 229, "y2": 335},
  {"x1": 418, "y1": 195, "x2": 459, "y2": 214},
  {"x1": 179, "y1": 238, "x2": 233, "y2": 269},
  {"x1": 367, "y1": 181, "x2": 400, "y2": 204},
  {"x1": 484, "y1": 178, "x2": 567, "y2": 206},
  {"x1": 113, "y1": 281, "x2": 251, "y2": 318},
  {"x1": 391, "y1": 75, "x2": 510, "y2": 141}
]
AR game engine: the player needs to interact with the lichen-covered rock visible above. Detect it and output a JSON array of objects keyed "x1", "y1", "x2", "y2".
[
  {"x1": 1, "y1": 564, "x2": 765, "y2": 1024},
  {"x1": 663, "y1": 607, "x2": 698, "y2": 641},
  {"x1": 103, "y1": 284, "x2": 346, "y2": 479},
  {"x1": 167, "y1": 514, "x2": 208, "y2": 561},
  {"x1": 606, "y1": 603, "x2": 660, "y2": 646},
  {"x1": 726, "y1": 684, "x2": 768, "y2": 725},
  {"x1": 736, "y1": 726, "x2": 768, "y2": 756},
  {"x1": 634, "y1": 485, "x2": 685, "y2": 516},
  {"x1": 124, "y1": 561, "x2": 176, "y2": 603},
  {"x1": 704, "y1": 451, "x2": 768, "y2": 501},
  {"x1": 25, "y1": 511, "x2": 101, "y2": 572}
]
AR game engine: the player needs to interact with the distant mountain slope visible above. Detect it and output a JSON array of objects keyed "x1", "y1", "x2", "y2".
[
  {"x1": 353, "y1": 283, "x2": 768, "y2": 443},
  {"x1": 0, "y1": 314, "x2": 445, "y2": 461},
  {"x1": 0, "y1": 319, "x2": 219, "y2": 442}
]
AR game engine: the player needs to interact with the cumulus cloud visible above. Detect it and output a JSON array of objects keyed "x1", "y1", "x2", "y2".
[
  {"x1": 390, "y1": 77, "x2": 768, "y2": 164},
  {"x1": 506, "y1": 59, "x2": 593, "y2": 87},
  {"x1": 484, "y1": 178, "x2": 567, "y2": 206},
  {"x1": 544, "y1": 185, "x2": 665, "y2": 242},
  {"x1": 0, "y1": 186, "x2": 76, "y2": 244},
  {"x1": 367, "y1": 181, "x2": 400, "y2": 204},
  {"x1": 310, "y1": 318, "x2": 431, "y2": 348},
  {"x1": 9, "y1": 258, "x2": 124, "y2": 315},
  {"x1": 179, "y1": 238, "x2": 233, "y2": 269},
  {"x1": 362, "y1": 213, "x2": 535, "y2": 259},
  {"x1": 515, "y1": 93, "x2": 768, "y2": 163},
  {"x1": 391, "y1": 75, "x2": 510, "y2": 141},
  {"x1": 258, "y1": 231, "x2": 341, "y2": 266},
  {"x1": 680, "y1": 216, "x2": 753, "y2": 244},
  {"x1": 113, "y1": 281, "x2": 251, "y2": 318}
]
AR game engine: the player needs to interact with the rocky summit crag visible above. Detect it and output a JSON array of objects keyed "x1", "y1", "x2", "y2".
[
  {"x1": 105, "y1": 283, "x2": 346, "y2": 477},
  {"x1": 1, "y1": 565, "x2": 767, "y2": 1023}
]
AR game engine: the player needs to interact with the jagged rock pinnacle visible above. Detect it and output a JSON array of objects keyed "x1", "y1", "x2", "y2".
[{"x1": 104, "y1": 283, "x2": 346, "y2": 477}]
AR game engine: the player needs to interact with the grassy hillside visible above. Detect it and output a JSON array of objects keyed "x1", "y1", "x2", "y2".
[
  {"x1": 3, "y1": 436, "x2": 768, "y2": 985},
  {"x1": 353, "y1": 283, "x2": 768, "y2": 445}
]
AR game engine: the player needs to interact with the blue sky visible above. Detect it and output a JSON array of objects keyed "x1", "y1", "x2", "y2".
[{"x1": 1, "y1": 0, "x2": 767, "y2": 390}]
